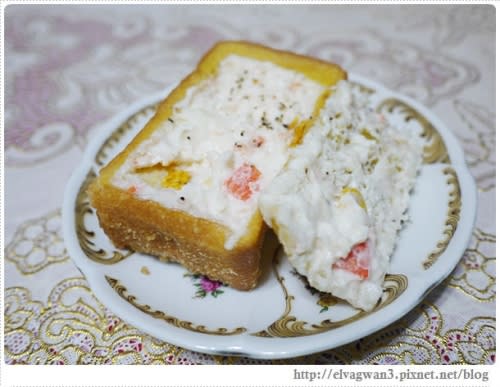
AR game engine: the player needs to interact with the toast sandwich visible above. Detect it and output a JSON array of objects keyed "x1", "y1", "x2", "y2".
[{"x1": 88, "y1": 41, "x2": 346, "y2": 290}]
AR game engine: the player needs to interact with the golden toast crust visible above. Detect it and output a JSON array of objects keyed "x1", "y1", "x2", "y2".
[{"x1": 88, "y1": 41, "x2": 346, "y2": 290}]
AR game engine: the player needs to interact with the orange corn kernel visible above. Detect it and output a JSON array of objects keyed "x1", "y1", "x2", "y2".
[
  {"x1": 341, "y1": 187, "x2": 367, "y2": 210},
  {"x1": 288, "y1": 116, "x2": 312, "y2": 147},
  {"x1": 162, "y1": 166, "x2": 191, "y2": 190}
]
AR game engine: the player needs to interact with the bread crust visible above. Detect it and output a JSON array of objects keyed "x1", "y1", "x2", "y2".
[
  {"x1": 88, "y1": 40, "x2": 346, "y2": 290},
  {"x1": 88, "y1": 180, "x2": 266, "y2": 289}
]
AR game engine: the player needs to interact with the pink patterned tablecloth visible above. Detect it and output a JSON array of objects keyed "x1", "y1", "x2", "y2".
[{"x1": 4, "y1": 4, "x2": 495, "y2": 364}]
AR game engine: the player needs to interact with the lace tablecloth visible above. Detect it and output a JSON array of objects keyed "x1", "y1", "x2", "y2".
[{"x1": 4, "y1": 4, "x2": 495, "y2": 365}]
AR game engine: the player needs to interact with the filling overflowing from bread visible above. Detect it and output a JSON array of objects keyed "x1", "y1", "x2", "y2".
[{"x1": 259, "y1": 81, "x2": 423, "y2": 311}]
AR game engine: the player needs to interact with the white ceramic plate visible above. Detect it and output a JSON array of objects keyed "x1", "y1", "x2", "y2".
[{"x1": 62, "y1": 75, "x2": 476, "y2": 359}]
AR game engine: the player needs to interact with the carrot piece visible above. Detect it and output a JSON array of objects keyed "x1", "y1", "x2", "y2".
[
  {"x1": 333, "y1": 241, "x2": 370, "y2": 279},
  {"x1": 225, "y1": 163, "x2": 261, "y2": 201}
]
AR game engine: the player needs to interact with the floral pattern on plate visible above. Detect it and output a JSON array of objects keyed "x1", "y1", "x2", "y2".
[{"x1": 184, "y1": 273, "x2": 226, "y2": 299}]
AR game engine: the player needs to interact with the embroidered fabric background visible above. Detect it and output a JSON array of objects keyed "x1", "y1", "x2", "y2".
[{"x1": 4, "y1": 4, "x2": 495, "y2": 365}]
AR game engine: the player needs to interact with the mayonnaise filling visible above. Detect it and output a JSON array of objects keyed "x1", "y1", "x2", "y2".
[
  {"x1": 259, "y1": 80, "x2": 423, "y2": 311},
  {"x1": 112, "y1": 55, "x2": 324, "y2": 249}
]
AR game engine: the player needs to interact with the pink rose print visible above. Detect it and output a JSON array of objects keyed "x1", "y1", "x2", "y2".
[
  {"x1": 200, "y1": 276, "x2": 222, "y2": 293},
  {"x1": 184, "y1": 273, "x2": 225, "y2": 298}
]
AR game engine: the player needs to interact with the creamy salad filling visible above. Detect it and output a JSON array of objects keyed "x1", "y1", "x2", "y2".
[
  {"x1": 112, "y1": 55, "x2": 325, "y2": 248},
  {"x1": 259, "y1": 81, "x2": 423, "y2": 311}
]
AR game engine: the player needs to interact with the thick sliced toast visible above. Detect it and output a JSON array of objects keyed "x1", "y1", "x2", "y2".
[{"x1": 88, "y1": 41, "x2": 346, "y2": 290}]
